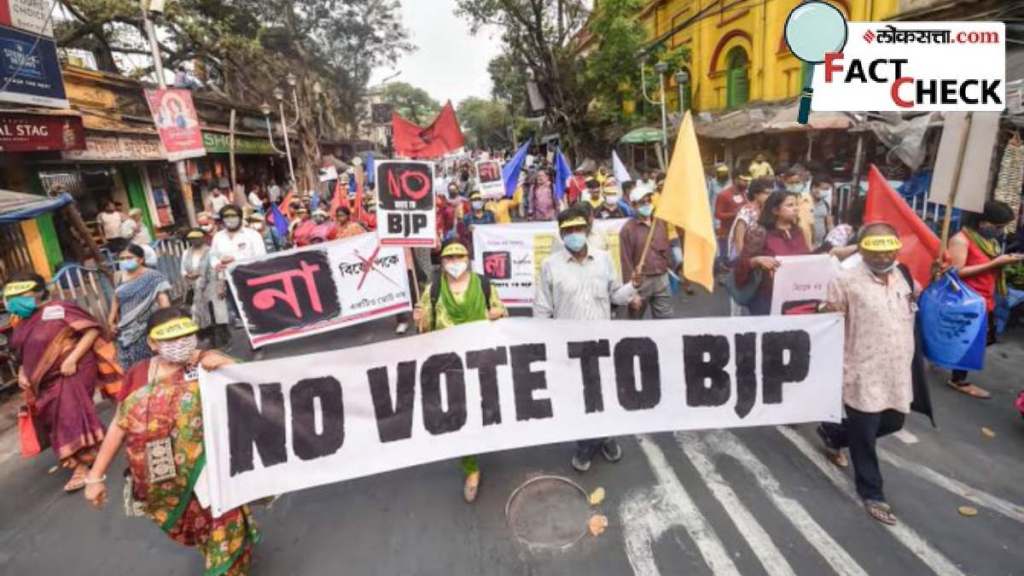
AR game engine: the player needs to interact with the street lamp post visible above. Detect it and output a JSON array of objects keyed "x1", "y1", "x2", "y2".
[
  {"x1": 259, "y1": 78, "x2": 301, "y2": 188},
  {"x1": 641, "y1": 61, "x2": 670, "y2": 168},
  {"x1": 675, "y1": 69, "x2": 690, "y2": 115}
]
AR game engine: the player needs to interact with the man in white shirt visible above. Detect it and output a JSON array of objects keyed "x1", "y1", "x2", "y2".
[
  {"x1": 97, "y1": 200, "x2": 126, "y2": 251},
  {"x1": 535, "y1": 208, "x2": 640, "y2": 473},
  {"x1": 208, "y1": 179, "x2": 232, "y2": 216},
  {"x1": 210, "y1": 205, "x2": 267, "y2": 330}
]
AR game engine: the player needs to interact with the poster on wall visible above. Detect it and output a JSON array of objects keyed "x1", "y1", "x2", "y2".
[
  {"x1": 0, "y1": 25, "x2": 67, "y2": 108},
  {"x1": 375, "y1": 160, "x2": 437, "y2": 247},
  {"x1": 0, "y1": 0, "x2": 54, "y2": 36},
  {"x1": 144, "y1": 88, "x2": 207, "y2": 161}
]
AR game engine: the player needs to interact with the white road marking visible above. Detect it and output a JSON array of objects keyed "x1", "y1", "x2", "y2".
[
  {"x1": 777, "y1": 426, "x2": 966, "y2": 576},
  {"x1": 621, "y1": 434, "x2": 740, "y2": 576},
  {"x1": 877, "y1": 447, "x2": 1024, "y2": 525},
  {"x1": 893, "y1": 430, "x2": 919, "y2": 445},
  {"x1": 701, "y1": 431, "x2": 869, "y2": 576},
  {"x1": 675, "y1": 432, "x2": 798, "y2": 576}
]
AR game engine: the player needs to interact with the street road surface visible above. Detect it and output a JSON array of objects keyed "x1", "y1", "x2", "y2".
[{"x1": 1, "y1": 289, "x2": 1022, "y2": 575}]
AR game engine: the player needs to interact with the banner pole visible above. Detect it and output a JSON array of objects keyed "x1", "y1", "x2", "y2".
[
  {"x1": 936, "y1": 112, "x2": 973, "y2": 275},
  {"x1": 636, "y1": 219, "x2": 658, "y2": 279}
]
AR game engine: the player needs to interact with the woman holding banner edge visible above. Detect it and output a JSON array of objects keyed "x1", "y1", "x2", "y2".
[
  {"x1": 413, "y1": 240, "x2": 507, "y2": 503},
  {"x1": 84, "y1": 308, "x2": 260, "y2": 575}
]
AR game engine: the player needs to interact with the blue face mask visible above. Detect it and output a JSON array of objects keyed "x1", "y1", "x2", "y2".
[
  {"x1": 5, "y1": 295, "x2": 37, "y2": 319},
  {"x1": 120, "y1": 259, "x2": 140, "y2": 272},
  {"x1": 637, "y1": 204, "x2": 654, "y2": 218},
  {"x1": 562, "y1": 232, "x2": 588, "y2": 253}
]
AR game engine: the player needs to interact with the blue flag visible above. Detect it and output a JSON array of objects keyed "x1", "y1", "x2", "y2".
[
  {"x1": 554, "y1": 147, "x2": 572, "y2": 201},
  {"x1": 365, "y1": 153, "x2": 375, "y2": 186},
  {"x1": 269, "y1": 202, "x2": 289, "y2": 238},
  {"x1": 501, "y1": 140, "x2": 531, "y2": 198}
]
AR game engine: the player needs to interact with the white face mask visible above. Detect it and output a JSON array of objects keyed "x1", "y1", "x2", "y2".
[
  {"x1": 156, "y1": 334, "x2": 198, "y2": 365},
  {"x1": 605, "y1": 196, "x2": 619, "y2": 206},
  {"x1": 444, "y1": 261, "x2": 468, "y2": 279}
]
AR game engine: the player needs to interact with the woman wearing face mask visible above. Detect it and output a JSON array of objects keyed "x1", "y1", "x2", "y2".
[
  {"x1": 87, "y1": 309, "x2": 260, "y2": 575},
  {"x1": 946, "y1": 200, "x2": 1024, "y2": 399},
  {"x1": 108, "y1": 244, "x2": 172, "y2": 369},
  {"x1": 181, "y1": 229, "x2": 229, "y2": 346},
  {"x1": 734, "y1": 191, "x2": 810, "y2": 316},
  {"x1": 413, "y1": 241, "x2": 506, "y2": 503},
  {"x1": 5, "y1": 273, "x2": 109, "y2": 492}
]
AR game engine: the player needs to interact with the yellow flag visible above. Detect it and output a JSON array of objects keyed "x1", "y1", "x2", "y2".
[{"x1": 655, "y1": 111, "x2": 717, "y2": 292}]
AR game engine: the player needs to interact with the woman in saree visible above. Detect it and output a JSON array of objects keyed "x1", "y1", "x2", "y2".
[
  {"x1": 109, "y1": 244, "x2": 171, "y2": 369},
  {"x1": 181, "y1": 229, "x2": 229, "y2": 347},
  {"x1": 5, "y1": 273, "x2": 108, "y2": 492},
  {"x1": 86, "y1": 308, "x2": 260, "y2": 575}
]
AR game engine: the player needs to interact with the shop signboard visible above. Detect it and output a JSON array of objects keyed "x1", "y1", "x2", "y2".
[
  {"x1": 0, "y1": 0, "x2": 53, "y2": 36},
  {"x1": 144, "y1": 88, "x2": 206, "y2": 161},
  {"x1": 62, "y1": 134, "x2": 165, "y2": 162},
  {"x1": 201, "y1": 131, "x2": 276, "y2": 155},
  {"x1": 0, "y1": 25, "x2": 67, "y2": 108},
  {"x1": 0, "y1": 113, "x2": 84, "y2": 151}
]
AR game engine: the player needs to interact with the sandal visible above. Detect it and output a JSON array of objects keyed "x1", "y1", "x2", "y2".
[
  {"x1": 64, "y1": 470, "x2": 87, "y2": 493},
  {"x1": 863, "y1": 500, "x2": 897, "y2": 526},
  {"x1": 816, "y1": 425, "x2": 849, "y2": 468},
  {"x1": 463, "y1": 471, "x2": 480, "y2": 504},
  {"x1": 947, "y1": 380, "x2": 991, "y2": 399}
]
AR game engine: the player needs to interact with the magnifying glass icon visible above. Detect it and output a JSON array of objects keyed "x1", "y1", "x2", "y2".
[{"x1": 784, "y1": 1, "x2": 848, "y2": 124}]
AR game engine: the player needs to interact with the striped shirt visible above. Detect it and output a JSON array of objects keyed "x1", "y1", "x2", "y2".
[{"x1": 534, "y1": 248, "x2": 636, "y2": 320}]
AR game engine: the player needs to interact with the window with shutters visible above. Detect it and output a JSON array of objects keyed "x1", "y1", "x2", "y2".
[{"x1": 725, "y1": 47, "x2": 749, "y2": 109}]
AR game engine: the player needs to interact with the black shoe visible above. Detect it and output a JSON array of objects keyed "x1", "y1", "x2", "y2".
[
  {"x1": 571, "y1": 454, "x2": 592, "y2": 473},
  {"x1": 601, "y1": 439, "x2": 623, "y2": 463}
]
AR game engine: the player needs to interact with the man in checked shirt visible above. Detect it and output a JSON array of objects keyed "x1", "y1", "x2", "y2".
[{"x1": 535, "y1": 207, "x2": 642, "y2": 473}]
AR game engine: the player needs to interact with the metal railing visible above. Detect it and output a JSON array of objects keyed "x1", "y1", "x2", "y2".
[{"x1": 51, "y1": 239, "x2": 191, "y2": 331}]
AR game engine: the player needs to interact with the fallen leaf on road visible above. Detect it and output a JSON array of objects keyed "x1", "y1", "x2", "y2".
[
  {"x1": 588, "y1": 514, "x2": 608, "y2": 536},
  {"x1": 589, "y1": 487, "x2": 606, "y2": 506},
  {"x1": 958, "y1": 506, "x2": 978, "y2": 517},
  {"x1": 981, "y1": 427, "x2": 996, "y2": 438}
]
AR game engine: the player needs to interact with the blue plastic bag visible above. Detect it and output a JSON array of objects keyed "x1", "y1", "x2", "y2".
[{"x1": 918, "y1": 271, "x2": 987, "y2": 372}]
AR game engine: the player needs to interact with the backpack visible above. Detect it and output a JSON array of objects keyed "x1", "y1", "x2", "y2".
[{"x1": 429, "y1": 273, "x2": 492, "y2": 330}]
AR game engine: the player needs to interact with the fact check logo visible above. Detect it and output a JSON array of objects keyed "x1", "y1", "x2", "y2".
[{"x1": 784, "y1": 3, "x2": 1005, "y2": 114}]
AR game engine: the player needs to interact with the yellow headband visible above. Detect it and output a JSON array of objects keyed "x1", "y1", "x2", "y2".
[
  {"x1": 440, "y1": 243, "x2": 469, "y2": 258},
  {"x1": 149, "y1": 317, "x2": 199, "y2": 341},
  {"x1": 3, "y1": 281, "x2": 38, "y2": 298},
  {"x1": 186, "y1": 230, "x2": 205, "y2": 239},
  {"x1": 559, "y1": 216, "x2": 588, "y2": 229},
  {"x1": 859, "y1": 235, "x2": 903, "y2": 252}
]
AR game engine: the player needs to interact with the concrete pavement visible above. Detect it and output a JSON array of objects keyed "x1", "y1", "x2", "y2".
[{"x1": 1, "y1": 288, "x2": 1023, "y2": 575}]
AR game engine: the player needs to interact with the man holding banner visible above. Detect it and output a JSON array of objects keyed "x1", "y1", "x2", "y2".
[
  {"x1": 413, "y1": 241, "x2": 507, "y2": 502},
  {"x1": 535, "y1": 209, "x2": 642, "y2": 472}
]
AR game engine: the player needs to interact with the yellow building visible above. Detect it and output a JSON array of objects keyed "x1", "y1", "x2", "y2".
[{"x1": 636, "y1": 0, "x2": 904, "y2": 113}]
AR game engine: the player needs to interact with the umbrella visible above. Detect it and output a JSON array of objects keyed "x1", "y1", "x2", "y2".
[
  {"x1": 0, "y1": 190, "x2": 73, "y2": 224},
  {"x1": 619, "y1": 126, "x2": 664, "y2": 145}
]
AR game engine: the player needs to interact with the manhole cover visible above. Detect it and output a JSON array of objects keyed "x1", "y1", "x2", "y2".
[{"x1": 505, "y1": 475, "x2": 591, "y2": 550}]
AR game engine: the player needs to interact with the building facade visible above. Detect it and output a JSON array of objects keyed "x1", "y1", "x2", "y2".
[{"x1": 635, "y1": 0, "x2": 911, "y2": 113}]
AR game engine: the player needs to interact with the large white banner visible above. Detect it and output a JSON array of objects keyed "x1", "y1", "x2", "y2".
[
  {"x1": 227, "y1": 233, "x2": 411, "y2": 348},
  {"x1": 472, "y1": 220, "x2": 627, "y2": 307},
  {"x1": 200, "y1": 314, "x2": 844, "y2": 515}
]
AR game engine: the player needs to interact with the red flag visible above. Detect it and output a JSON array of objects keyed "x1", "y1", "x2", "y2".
[
  {"x1": 391, "y1": 101, "x2": 465, "y2": 159},
  {"x1": 329, "y1": 179, "x2": 349, "y2": 215},
  {"x1": 279, "y1": 190, "x2": 295, "y2": 219},
  {"x1": 864, "y1": 165, "x2": 941, "y2": 287}
]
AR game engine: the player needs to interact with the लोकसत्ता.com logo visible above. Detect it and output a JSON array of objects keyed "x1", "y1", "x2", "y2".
[{"x1": 783, "y1": 1, "x2": 1005, "y2": 119}]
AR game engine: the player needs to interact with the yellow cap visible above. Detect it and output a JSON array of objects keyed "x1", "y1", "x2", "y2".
[
  {"x1": 186, "y1": 230, "x2": 205, "y2": 239},
  {"x1": 149, "y1": 317, "x2": 200, "y2": 341},
  {"x1": 559, "y1": 216, "x2": 588, "y2": 230},
  {"x1": 440, "y1": 242, "x2": 469, "y2": 258},
  {"x1": 859, "y1": 235, "x2": 903, "y2": 252},
  {"x1": 3, "y1": 280, "x2": 38, "y2": 298}
]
